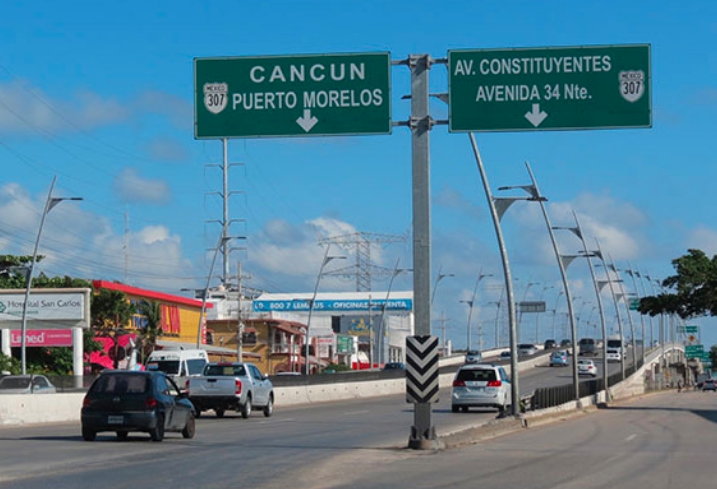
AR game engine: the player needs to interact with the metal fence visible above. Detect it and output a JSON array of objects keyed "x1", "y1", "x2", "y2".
[{"x1": 530, "y1": 358, "x2": 645, "y2": 411}]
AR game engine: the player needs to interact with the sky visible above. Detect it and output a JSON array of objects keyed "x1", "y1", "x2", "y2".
[{"x1": 1, "y1": 1, "x2": 716, "y2": 352}]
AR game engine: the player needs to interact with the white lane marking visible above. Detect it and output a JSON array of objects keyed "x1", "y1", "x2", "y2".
[
  {"x1": 343, "y1": 410, "x2": 370, "y2": 416},
  {"x1": 625, "y1": 434, "x2": 637, "y2": 442}
]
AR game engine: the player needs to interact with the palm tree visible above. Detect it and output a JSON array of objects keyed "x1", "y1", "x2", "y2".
[{"x1": 136, "y1": 300, "x2": 163, "y2": 365}]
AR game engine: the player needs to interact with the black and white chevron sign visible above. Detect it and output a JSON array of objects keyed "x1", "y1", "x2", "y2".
[{"x1": 406, "y1": 335, "x2": 439, "y2": 404}]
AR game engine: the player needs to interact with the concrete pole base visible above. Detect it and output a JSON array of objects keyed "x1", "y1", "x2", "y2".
[
  {"x1": 407, "y1": 436, "x2": 444, "y2": 450},
  {"x1": 408, "y1": 425, "x2": 443, "y2": 450}
]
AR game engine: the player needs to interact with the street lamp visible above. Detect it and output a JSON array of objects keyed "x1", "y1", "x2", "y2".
[
  {"x1": 304, "y1": 247, "x2": 346, "y2": 375},
  {"x1": 377, "y1": 259, "x2": 411, "y2": 366},
  {"x1": 535, "y1": 285, "x2": 554, "y2": 343},
  {"x1": 20, "y1": 177, "x2": 82, "y2": 375},
  {"x1": 431, "y1": 265, "x2": 454, "y2": 306},
  {"x1": 460, "y1": 269, "x2": 493, "y2": 351}
]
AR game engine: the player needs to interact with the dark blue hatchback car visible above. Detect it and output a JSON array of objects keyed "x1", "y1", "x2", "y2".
[{"x1": 81, "y1": 370, "x2": 196, "y2": 442}]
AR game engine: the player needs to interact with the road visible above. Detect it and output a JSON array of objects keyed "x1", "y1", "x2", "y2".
[
  {"x1": 0, "y1": 353, "x2": 645, "y2": 488},
  {"x1": 319, "y1": 389, "x2": 717, "y2": 489}
]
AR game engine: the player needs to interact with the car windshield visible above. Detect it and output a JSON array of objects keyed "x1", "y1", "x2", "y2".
[
  {"x1": 456, "y1": 369, "x2": 497, "y2": 382},
  {"x1": 146, "y1": 360, "x2": 180, "y2": 375},
  {"x1": 0, "y1": 377, "x2": 31, "y2": 389}
]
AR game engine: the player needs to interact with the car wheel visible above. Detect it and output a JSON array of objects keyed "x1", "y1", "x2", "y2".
[
  {"x1": 263, "y1": 396, "x2": 274, "y2": 418},
  {"x1": 182, "y1": 413, "x2": 196, "y2": 439},
  {"x1": 116, "y1": 431, "x2": 129, "y2": 441},
  {"x1": 461, "y1": 406, "x2": 469, "y2": 413},
  {"x1": 150, "y1": 414, "x2": 165, "y2": 442},
  {"x1": 451, "y1": 405, "x2": 459, "y2": 413},
  {"x1": 215, "y1": 408, "x2": 225, "y2": 418},
  {"x1": 241, "y1": 397, "x2": 252, "y2": 419},
  {"x1": 82, "y1": 427, "x2": 96, "y2": 442}
]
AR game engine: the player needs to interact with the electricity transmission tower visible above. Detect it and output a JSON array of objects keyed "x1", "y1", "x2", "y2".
[{"x1": 319, "y1": 231, "x2": 407, "y2": 292}]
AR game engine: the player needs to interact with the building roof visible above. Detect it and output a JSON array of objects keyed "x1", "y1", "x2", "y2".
[{"x1": 92, "y1": 280, "x2": 211, "y2": 309}]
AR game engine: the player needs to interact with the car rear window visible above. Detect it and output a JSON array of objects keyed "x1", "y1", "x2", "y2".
[
  {"x1": 92, "y1": 375, "x2": 149, "y2": 394},
  {"x1": 204, "y1": 364, "x2": 246, "y2": 376},
  {"x1": 456, "y1": 369, "x2": 497, "y2": 382}
]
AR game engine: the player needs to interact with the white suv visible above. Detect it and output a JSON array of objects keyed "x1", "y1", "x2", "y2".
[{"x1": 451, "y1": 363, "x2": 511, "y2": 413}]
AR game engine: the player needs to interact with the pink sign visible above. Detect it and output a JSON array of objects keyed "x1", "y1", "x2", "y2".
[{"x1": 10, "y1": 329, "x2": 73, "y2": 347}]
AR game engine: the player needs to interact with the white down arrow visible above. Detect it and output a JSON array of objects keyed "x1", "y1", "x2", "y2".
[
  {"x1": 296, "y1": 109, "x2": 318, "y2": 132},
  {"x1": 524, "y1": 103, "x2": 548, "y2": 127}
]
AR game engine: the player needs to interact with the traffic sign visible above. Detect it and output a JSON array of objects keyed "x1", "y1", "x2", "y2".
[
  {"x1": 685, "y1": 325, "x2": 698, "y2": 334},
  {"x1": 194, "y1": 52, "x2": 391, "y2": 138},
  {"x1": 406, "y1": 335, "x2": 439, "y2": 404},
  {"x1": 685, "y1": 344, "x2": 704, "y2": 357},
  {"x1": 448, "y1": 44, "x2": 651, "y2": 132},
  {"x1": 628, "y1": 298, "x2": 640, "y2": 311}
]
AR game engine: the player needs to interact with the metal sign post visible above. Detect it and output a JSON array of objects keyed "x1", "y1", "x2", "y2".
[{"x1": 406, "y1": 54, "x2": 440, "y2": 450}]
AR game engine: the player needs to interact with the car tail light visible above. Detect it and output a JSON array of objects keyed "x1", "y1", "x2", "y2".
[
  {"x1": 145, "y1": 398, "x2": 158, "y2": 409},
  {"x1": 235, "y1": 379, "x2": 242, "y2": 395},
  {"x1": 185, "y1": 379, "x2": 190, "y2": 395},
  {"x1": 487, "y1": 380, "x2": 502, "y2": 387},
  {"x1": 82, "y1": 396, "x2": 92, "y2": 408},
  {"x1": 452, "y1": 380, "x2": 466, "y2": 387}
]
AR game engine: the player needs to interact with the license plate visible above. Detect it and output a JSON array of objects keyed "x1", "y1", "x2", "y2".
[{"x1": 108, "y1": 415, "x2": 124, "y2": 425}]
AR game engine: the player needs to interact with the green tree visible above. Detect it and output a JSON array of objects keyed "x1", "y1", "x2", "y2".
[
  {"x1": 638, "y1": 249, "x2": 717, "y2": 318},
  {"x1": 0, "y1": 352, "x2": 20, "y2": 374}
]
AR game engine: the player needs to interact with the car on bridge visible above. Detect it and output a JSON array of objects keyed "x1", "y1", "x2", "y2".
[
  {"x1": 464, "y1": 350, "x2": 482, "y2": 364},
  {"x1": 518, "y1": 344, "x2": 538, "y2": 357},
  {"x1": 549, "y1": 351, "x2": 569, "y2": 367},
  {"x1": 577, "y1": 359, "x2": 598, "y2": 377},
  {"x1": 451, "y1": 363, "x2": 511, "y2": 413},
  {"x1": 701, "y1": 379, "x2": 716, "y2": 392}
]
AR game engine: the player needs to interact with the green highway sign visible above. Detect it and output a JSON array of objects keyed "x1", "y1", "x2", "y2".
[
  {"x1": 628, "y1": 298, "x2": 640, "y2": 311},
  {"x1": 448, "y1": 44, "x2": 651, "y2": 132},
  {"x1": 685, "y1": 325, "x2": 699, "y2": 334},
  {"x1": 685, "y1": 344, "x2": 704, "y2": 357},
  {"x1": 194, "y1": 52, "x2": 391, "y2": 138}
]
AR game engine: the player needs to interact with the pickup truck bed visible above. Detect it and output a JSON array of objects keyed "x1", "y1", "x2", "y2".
[{"x1": 187, "y1": 362, "x2": 274, "y2": 419}]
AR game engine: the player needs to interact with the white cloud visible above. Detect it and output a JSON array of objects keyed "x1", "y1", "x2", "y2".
[
  {"x1": 113, "y1": 168, "x2": 171, "y2": 205},
  {"x1": 146, "y1": 137, "x2": 189, "y2": 162},
  {"x1": 134, "y1": 90, "x2": 192, "y2": 130},
  {"x1": 435, "y1": 185, "x2": 486, "y2": 221},
  {"x1": 684, "y1": 226, "x2": 717, "y2": 256},
  {"x1": 0, "y1": 81, "x2": 129, "y2": 135},
  {"x1": 246, "y1": 217, "x2": 363, "y2": 292}
]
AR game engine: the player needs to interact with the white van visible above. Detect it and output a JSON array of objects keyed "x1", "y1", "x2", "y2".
[{"x1": 145, "y1": 349, "x2": 209, "y2": 387}]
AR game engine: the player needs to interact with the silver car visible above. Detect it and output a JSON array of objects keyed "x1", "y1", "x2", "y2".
[
  {"x1": 464, "y1": 350, "x2": 482, "y2": 364},
  {"x1": 0, "y1": 375, "x2": 57, "y2": 394},
  {"x1": 518, "y1": 344, "x2": 538, "y2": 357},
  {"x1": 451, "y1": 364, "x2": 511, "y2": 413}
]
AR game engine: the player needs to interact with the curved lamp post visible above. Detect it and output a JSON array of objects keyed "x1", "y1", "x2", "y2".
[
  {"x1": 20, "y1": 177, "x2": 82, "y2": 375},
  {"x1": 305, "y1": 247, "x2": 346, "y2": 375},
  {"x1": 431, "y1": 265, "x2": 454, "y2": 306},
  {"x1": 460, "y1": 269, "x2": 493, "y2": 351}
]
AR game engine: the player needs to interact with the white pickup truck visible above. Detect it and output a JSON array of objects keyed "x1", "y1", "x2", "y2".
[{"x1": 186, "y1": 362, "x2": 274, "y2": 419}]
